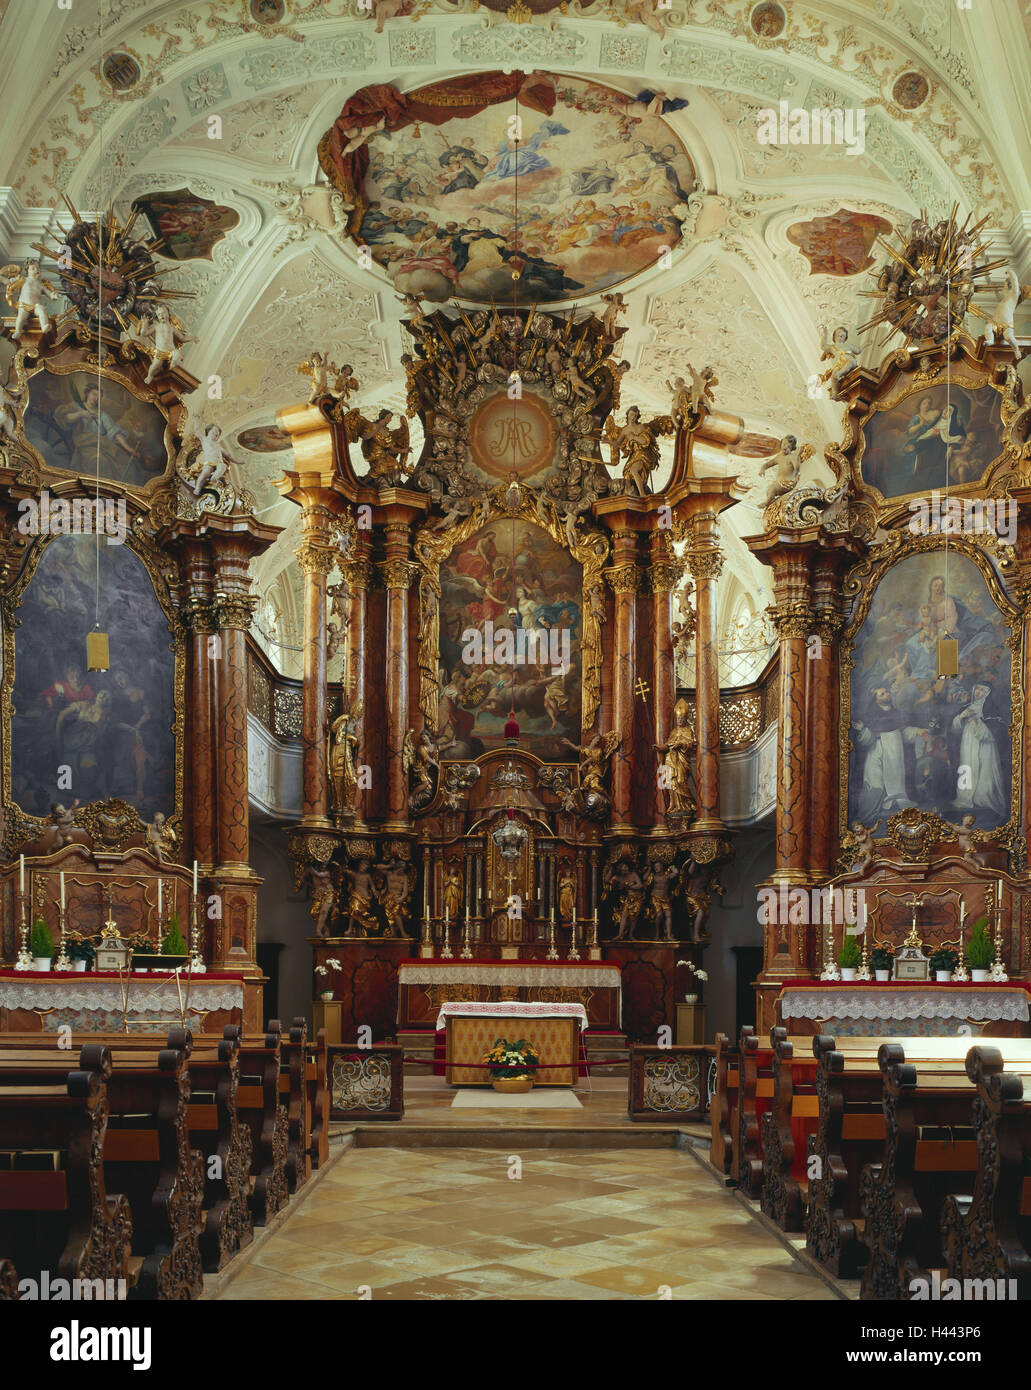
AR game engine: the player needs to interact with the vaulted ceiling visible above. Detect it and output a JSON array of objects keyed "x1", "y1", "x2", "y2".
[{"x1": 2, "y1": 0, "x2": 1029, "y2": 673}]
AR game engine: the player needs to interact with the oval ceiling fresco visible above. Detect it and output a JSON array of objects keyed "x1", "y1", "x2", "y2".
[{"x1": 325, "y1": 74, "x2": 696, "y2": 306}]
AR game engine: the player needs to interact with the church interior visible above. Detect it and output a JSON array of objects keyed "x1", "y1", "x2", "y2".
[{"x1": 2, "y1": 0, "x2": 1031, "y2": 1324}]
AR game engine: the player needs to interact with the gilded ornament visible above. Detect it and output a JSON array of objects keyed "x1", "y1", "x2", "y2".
[{"x1": 686, "y1": 549, "x2": 724, "y2": 582}]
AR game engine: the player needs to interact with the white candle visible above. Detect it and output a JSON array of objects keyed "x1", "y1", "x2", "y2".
[
  {"x1": 19, "y1": 854, "x2": 24, "y2": 892},
  {"x1": 998, "y1": 878, "x2": 1004, "y2": 909},
  {"x1": 157, "y1": 878, "x2": 162, "y2": 916},
  {"x1": 60, "y1": 872, "x2": 65, "y2": 910},
  {"x1": 193, "y1": 860, "x2": 198, "y2": 896}
]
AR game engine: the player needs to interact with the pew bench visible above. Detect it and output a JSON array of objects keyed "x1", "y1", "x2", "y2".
[{"x1": 760, "y1": 1027, "x2": 818, "y2": 1231}]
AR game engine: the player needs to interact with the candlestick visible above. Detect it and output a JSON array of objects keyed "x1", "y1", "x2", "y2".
[
  {"x1": 13, "y1": 890, "x2": 31, "y2": 970},
  {"x1": 19, "y1": 854, "x2": 24, "y2": 893},
  {"x1": 60, "y1": 871, "x2": 66, "y2": 911},
  {"x1": 420, "y1": 915, "x2": 434, "y2": 958},
  {"x1": 54, "y1": 904, "x2": 72, "y2": 972},
  {"x1": 440, "y1": 915, "x2": 454, "y2": 959},
  {"x1": 953, "y1": 899, "x2": 969, "y2": 981},
  {"x1": 157, "y1": 877, "x2": 162, "y2": 917},
  {"x1": 990, "y1": 881, "x2": 1008, "y2": 981},
  {"x1": 546, "y1": 912, "x2": 559, "y2": 960},
  {"x1": 193, "y1": 860, "x2": 198, "y2": 896},
  {"x1": 568, "y1": 915, "x2": 581, "y2": 961},
  {"x1": 459, "y1": 914, "x2": 473, "y2": 959},
  {"x1": 189, "y1": 891, "x2": 206, "y2": 974}
]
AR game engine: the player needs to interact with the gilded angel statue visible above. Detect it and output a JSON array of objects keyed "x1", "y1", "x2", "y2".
[
  {"x1": 817, "y1": 325, "x2": 859, "y2": 398},
  {"x1": 755, "y1": 436, "x2": 814, "y2": 507},
  {"x1": 666, "y1": 365, "x2": 717, "y2": 426},
  {"x1": 342, "y1": 408, "x2": 411, "y2": 488},
  {"x1": 403, "y1": 726, "x2": 453, "y2": 813},
  {"x1": 329, "y1": 701, "x2": 363, "y2": 820},
  {"x1": 299, "y1": 350, "x2": 360, "y2": 405},
  {"x1": 603, "y1": 406, "x2": 675, "y2": 497}
]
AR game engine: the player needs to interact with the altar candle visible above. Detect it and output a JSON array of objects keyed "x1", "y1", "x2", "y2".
[
  {"x1": 157, "y1": 878, "x2": 162, "y2": 916},
  {"x1": 193, "y1": 860, "x2": 198, "y2": 896},
  {"x1": 19, "y1": 854, "x2": 24, "y2": 893},
  {"x1": 998, "y1": 878, "x2": 1004, "y2": 911},
  {"x1": 60, "y1": 872, "x2": 65, "y2": 910}
]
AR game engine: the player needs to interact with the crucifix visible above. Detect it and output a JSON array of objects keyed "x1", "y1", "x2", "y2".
[{"x1": 902, "y1": 892, "x2": 926, "y2": 948}]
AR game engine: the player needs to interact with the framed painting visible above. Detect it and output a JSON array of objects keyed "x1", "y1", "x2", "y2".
[
  {"x1": 858, "y1": 383, "x2": 1005, "y2": 500},
  {"x1": 842, "y1": 545, "x2": 1018, "y2": 837},
  {"x1": 22, "y1": 368, "x2": 172, "y2": 490},
  {"x1": 7, "y1": 534, "x2": 180, "y2": 823},
  {"x1": 131, "y1": 187, "x2": 239, "y2": 262}
]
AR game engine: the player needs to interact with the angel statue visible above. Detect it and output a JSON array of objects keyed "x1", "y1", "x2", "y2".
[
  {"x1": 666, "y1": 365, "x2": 717, "y2": 426},
  {"x1": 343, "y1": 408, "x2": 411, "y2": 488},
  {"x1": 192, "y1": 425, "x2": 239, "y2": 497},
  {"x1": 3, "y1": 260, "x2": 59, "y2": 340},
  {"x1": 818, "y1": 325, "x2": 859, "y2": 398},
  {"x1": 136, "y1": 304, "x2": 193, "y2": 384},
  {"x1": 329, "y1": 702, "x2": 363, "y2": 821},
  {"x1": 145, "y1": 811, "x2": 177, "y2": 864},
  {"x1": 403, "y1": 726, "x2": 454, "y2": 813},
  {"x1": 604, "y1": 406, "x2": 675, "y2": 497},
  {"x1": 987, "y1": 268, "x2": 1023, "y2": 354},
  {"x1": 599, "y1": 292, "x2": 627, "y2": 338},
  {"x1": 558, "y1": 730, "x2": 620, "y2": 819},
  {"x1": 755, "y1": 436, "x2": 813, "y2": 508}
]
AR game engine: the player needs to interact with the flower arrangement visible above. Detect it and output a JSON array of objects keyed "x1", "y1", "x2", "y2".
[
  {"x1": 837, "y1": 936, "x2": 862, "y2": 969},
  {"x1": 965, "y1": 917, "x2": 994, "y2": 969},
  {"x1": 676, "y1": 960, "x2": 708, "y2": 982},
  {"x1": 315, "y1": 958, "x2": 342, "y2": 978},
  {"x1": 67, "y1": 935, "x2": 95, "y2": 963},
  {"x1": 870, "y1": 946, "x2": 894, "y2": 972},
  {"x1": 929, "y1": 946, "x2": 959, "y2": 973},
  {"x1": 29, "y1": 919, "x2": 53, "y2": 959},
  {"x1": 483, "y1": 1037, "x2": 540, "y2": 1080}
]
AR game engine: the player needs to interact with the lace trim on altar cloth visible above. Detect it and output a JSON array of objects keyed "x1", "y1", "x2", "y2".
[
  {"x1": 780, "y1": 988, "x2": 1029, "y2": 1023},
  {"x1": 435, "y1": 1001, "x2": 590, "y2": 1030},
  {"x1": 0, "y1": 980, "x2": 245, "y2": 1013},
  {"x1": 400, "y1": 965, "x2": 619, "y2": 988}
]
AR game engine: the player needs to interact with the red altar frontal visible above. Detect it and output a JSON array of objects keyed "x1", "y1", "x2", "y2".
[
  {"x1": 0, "y1": 970, "x2": 264, "y2": 1034},
  {"x1": 397, "y1": 959, "x2": 622, "y2": 1031},
  {"x1": 774, "y1": 980, "x2": 1031, "y2": 1039}
]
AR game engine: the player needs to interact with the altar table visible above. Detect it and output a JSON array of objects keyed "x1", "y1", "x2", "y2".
[
  {"x1": 397, "y1": 959, "x2": 621, "y2": 1031},
  {"x1": 437, "y1": 1002, "x2": 588, "y2": 1085},
  {"x1": 777, "y1": 980, "x2": 1031, "y2": 1038},
  {"x1": 0, "y1": 970, "x2": 252, "y2": 1033}
]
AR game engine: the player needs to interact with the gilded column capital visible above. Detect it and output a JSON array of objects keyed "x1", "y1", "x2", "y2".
[
  {"x1": 341, "y1": 559, "x2": 374, "y2": 592},
  {"x1": 604, "y1": 563, "x2": 640, "y2": 595},
  {"x1": 181, "y1": 600, "x2": 218, "y2": 635},
  {"x1": 377, "y1": 558, "x2": 420, "y2": 591},
  {"x1": 296, "y1": 543, "x2": 337, "y2": 577},
  {"x1": 767, "y1": 599, "x2": 812, "y2": 641},
  {"x1": 812, "y1": 608, "x2": 846, "y2": 643},
  {"x1": 215, "y1": 593, "x2": 259, "y2": 631},
  {"x1": 646, "y1": 559, "x2": 684, "y2": 594},
  {"x1": 686, "y1": 548, "x2": 724, "y2": 582}
]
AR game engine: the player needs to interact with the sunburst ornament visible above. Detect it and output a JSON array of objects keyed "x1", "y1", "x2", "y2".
[
  {"x1": 860, "y1": 205, "x2": 1005, "y2": 346},
  {"x1": 31, "y1": 195, "x2": 193, "y2": 336}
]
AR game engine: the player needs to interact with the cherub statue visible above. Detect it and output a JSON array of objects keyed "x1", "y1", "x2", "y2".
[
  {"x1": 137, "y1": 304, "x2": 193, "y2": 384},
  {"x1": 333, "y1": 363, "x2": 359, "y2": 401},
  {"x1": 329, "y1": 703, "x2": 363, "y2": 820},
  {"x1": 848, "y1": 820, "x2": 881, "y2": 874},
  {"x1": 373, "y1": 855, "x2": 415, "y2": 938},
  {"x1": 192, "y1": 425, "x2": 238, "y2": 496},
  {"x1": 145, "y1": 811, "x2": 177, "y2": 864},
  {"x1": 298, "y1": 351, "x2": 330, "y2": 403},
  {"x1": 3, "y1": 260, "x2": 59, "y2": 340},
  {"x1": 756, "y1": 436, "x2": 813, "y2": 507},
  {"x1": 987, "y1": 268, "x2": 1023, "y2": 353},
  {"x1": 603, "y1": 405, "x2": 675, "y2": 497},
  {"x1": 599, "y1": 292, "x2": 627, "y2": 338},
  {"x1": 50, "y1": 800, "x2": 80, "y2": 845},
  {"x1": 666, "y1": 365, "x2": 717, "y2": 426},
  {"x1": 341, "y1": 858, "x2": 377, "y2": 935},
  {"x1": 326, "y1": 581, "x2": 351, "y2": 662},
  {"x1": 342, "y1": 408, "x2": 411, "y2": 487},
  {"x1": 818, "y1": 325, "x2": 859, "y2": 398},
  {"x1": 646, "y1": 859, "x2": 680, "y2": 942},
  {"x1": 306, "y1": 864, "x2": 337, "y2": 938},
  {"x1": 617, "y1": 0, "x2": 667, "y2": 38},
  {"x1": 396, "y1": 292, "x2": 428, "y2": 334}
]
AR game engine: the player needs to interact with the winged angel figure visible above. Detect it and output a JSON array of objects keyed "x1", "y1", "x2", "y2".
[
  {"x1": 603, "y1": 407, "x2": 676, "y2": 497},
  {"x1": 403, "y1": 727, "x2": 454, "y2": 813},
  {"x1": 541, "y1": 730, "x2": 621, "y2": 820},
  {"x1": 342, "y1": 407, "x2": 411, "y2": 488}
]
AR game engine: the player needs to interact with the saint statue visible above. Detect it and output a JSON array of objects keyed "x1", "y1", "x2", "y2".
[
  {"x1": 557, "y1": 863, "x2": 577, "y2": 925},
  {"x1": 655, "y1": 697, "x2": 695, "y2": 816},
  {"x1": 329, "y1": 704, "x2": 362, "y2": 820},
  {"x1": 442, "y1": 861, "x2": 464, "y2": 922},
  {"x1": 603, "y1": 406, "x2": 675, "y2": 497}
]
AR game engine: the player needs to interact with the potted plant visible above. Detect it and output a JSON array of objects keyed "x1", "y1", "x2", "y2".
[
  {"x1": 965, "y1": 917, "x2": 994, "y2": 982},
  {"x1": 871, "y1": 946, "x2": 894, "y2": 982},
  {"x1": 929, "y1": 946, "x2": 959, "y2": 982},
  {"x1": 314, "y1": 958, "x2": 341, "y2": 1003},
  {"x1": 29, "y1": 919, "x2": 54, "y2": 971},
  {"x1": 67, "y1": 936, "x2": 94, "y2": 974},
  {"x1": 161, "y1": 914, "x2": 188, "y2": 960},
  {"x1": 837, "y1": 935, "x2": 861, "y2": 981},
  {"x1": 676, "y1": 959, "x2": 708, "y2": 1004},
  {"x1": 484, "y1": 1037, "x2": 540, "y2": 1094}
]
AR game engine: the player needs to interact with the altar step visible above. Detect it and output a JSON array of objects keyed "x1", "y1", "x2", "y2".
[{"x1": 396, "y1": 1028, "x2": 630, "y2": 1076}]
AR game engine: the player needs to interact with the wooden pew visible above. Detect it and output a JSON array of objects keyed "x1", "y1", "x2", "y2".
[
  {"x1": 732, "y1": 1027, "x2": 812, "y2": 1198},
  {"x1": 760, "y1": 1026, "x2": 818, "y2": 1232},
  {"x1": 709, "y1": 1030, "x2": 740, "y2": 1174},
  {"x1": 0, "y1": 1034, "x2": 204, "y2": 1298},
  {"x1": 307, "y1": 1028, "x2": 329, "y2": 1170},
  {"x1": 941, "y1": 1045, "x2": 1031, "y2": 1298},
  {"x1": 232, "y1": 1023, "x2": 289, "y2": 1226},
  {"x1": 860, "y1": 1043, "x2": 979, "y2": 1300},
  {"x1": 0, "y1": 1044, "x2": 136, "y2": 1295}
]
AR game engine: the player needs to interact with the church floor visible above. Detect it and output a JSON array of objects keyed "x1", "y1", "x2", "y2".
[{"x1": 209, "y1": 1129, "x2": 845, "y2": 1301}]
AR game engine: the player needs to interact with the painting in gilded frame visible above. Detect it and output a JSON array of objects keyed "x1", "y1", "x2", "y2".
[
  {"x1": 23, "y1": 370, "x2": 170, "y2": 489},
  {"x1": 438, "y1": 520, "x2": 581, "y2": 759},
  {"x1": 846, "y1": 550, "x2": 1012, "y2": 831},
  {"x1": 859, "y1": 383, "x2": 1004, "y2": 500},
  {"x1": 10, "y1": 535, "x2": 176, "y2": 820}
]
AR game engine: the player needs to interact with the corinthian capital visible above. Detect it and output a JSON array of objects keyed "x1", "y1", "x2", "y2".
[
  {"x1": 604, "y1": 563, "x2": 640, "y2": 595},
  {"x1": 686, "y1": 548, "x2": 724, "y2": 582},
  {"x1": 296, "y1": 544, "x2": 336, "y2": 577},
  {"x1": 377, "y1": 559, "x2": 420, "y2": 591}
]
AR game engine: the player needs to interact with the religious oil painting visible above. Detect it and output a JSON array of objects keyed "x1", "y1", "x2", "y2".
[
  {"x1": 438, "y1": 521, "x2": 582, "y2": 759},
  {"x1": 11, "y1": 535, "x2": 176, "y2": 820},
  {"x1": 860, "y1": 384, "x2": 1004, "y2": 498},
  {"x1": 356, "y1": 75, "x2": 696, "y2": 305},
  {"x1": 785, "y1": 208, "x2": 892, "y2": 277},
  {"x1": 24, "y1": 371, "x2": 170, "y2": 489},
  {"x1": 132, "y1": 187, "x2": 240, "y2": 261},
  {"x1": 847, "y1": 551, "x2": 1012, "y2": 831}
]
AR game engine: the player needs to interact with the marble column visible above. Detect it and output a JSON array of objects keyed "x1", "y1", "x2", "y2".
[
  {"x1": 342, "y1": 553, "x2": 373, "y2": 826},
  {"x1": 605, "y1": 530, "x2": 640, "y2": 833},
  {"x1": 179, "y1": 544, "x2": 217, "y2": 875},
  {"x1": 378, "y1": 525, "x2": 419, "y2": 832},
  {"x1": 648, "y1": 544, "x2": 683, "y2": 826},
  {"x1": 297, "y1": 505, "x2": 338, "y2": 828},
  {"x1": 808, "y1": 560, "x2": 845, "y2": 881},
  {"x1": 686, "y1": 546, "x2": 724, "y2": 830}
]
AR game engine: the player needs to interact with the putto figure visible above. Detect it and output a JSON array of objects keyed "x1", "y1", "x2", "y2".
[
  {"x1": 4, "y1": 261, "x2": 59, "y2": 340},
  {"x1": 604, "y1": 406, "x2": 675, "y2": 496},
  {"x1": 145, "y1": 811, "x2": 177, "y2": 864},
  {"x1": 138, "y1": 305, "x2": 192, "y2": 384},
  {"x1": 667, "y1": 365, "x2": 717, "y2": 426},
  {"x1": 818, "y1": 325, "x2": 859, "y2": 398}
]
